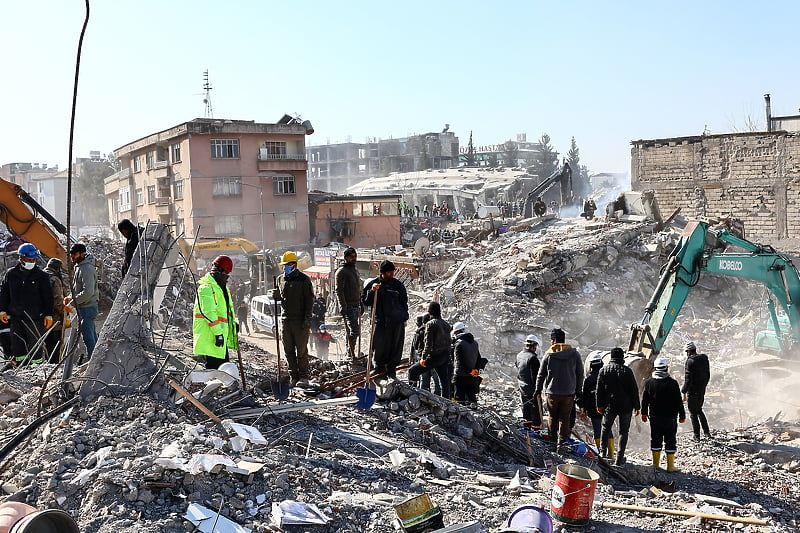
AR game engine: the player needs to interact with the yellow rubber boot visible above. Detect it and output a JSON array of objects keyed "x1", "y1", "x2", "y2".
[
  {"x1": 607, "y1": 438, "x2": 615, "y2": 460},
  {"x1": 666, "y1": 452, "x2": 677, "y2": 472},
  {"x1": 651, "y1": 450, "x2": 661, "y2": 468},
  {"x1": 594, "y1": 438, "x2": 602, "y2": 453}
]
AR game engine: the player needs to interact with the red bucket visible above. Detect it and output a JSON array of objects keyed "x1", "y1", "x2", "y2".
[{"x1": 550, "y1": 463, "x2": 599, "y2": 525}]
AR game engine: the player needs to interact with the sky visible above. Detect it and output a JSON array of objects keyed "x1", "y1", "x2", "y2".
[{"x1": 2, "y1": 1, "x2": 800, "y2": 176}]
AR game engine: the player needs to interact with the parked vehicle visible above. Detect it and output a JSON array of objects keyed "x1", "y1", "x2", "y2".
[{"x1": 249, "y1": 295, "x2": 281, "y2": 336}]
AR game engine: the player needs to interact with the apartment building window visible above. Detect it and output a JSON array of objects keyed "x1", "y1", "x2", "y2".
[
  {"x1": 210, "y1": 139, "x2": 240, "y2": 159},
  {"x1": 275, "y1": 213, "x2": 296, "y2": 232},
  {"x1": 147, "y1": 185, "x2": 156, "y2": 204},
  {"x1": 174, "y1": 179, "x2": 184, "y2": 200},
  {"x1": 358, "y1": 148, "x2": 366, "y2": 159},
  {"x1": 263, "y1": 141, "x2": 286, "y2": 158},
  {"x1": 119, "y1": 186, "x2": 131, "y2": 212},
  {"x1": 215, "y1": 215, "x2": 243, "y2": 236},
  {"x1": 133, "y1": 157, "x2": 141, "y2": 173},
  {"x1": 212, "y1": 177, "x2": 241, "y2": 196},
  {"x1": 146, "y1": 151, "x2": 155, "y2": 169},
  {"x1": 135, "y1": 188, "x2": 144, "y2": 206},
  {"x1": 273, "y1": 175, "x2": 295, "y2": 195},
  {"x1": 171, "y1": 143, "x2": 181, "y2": 163}
]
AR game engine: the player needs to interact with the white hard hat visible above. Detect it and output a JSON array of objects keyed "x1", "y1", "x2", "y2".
[
  {"x1": 218, "y1": 362, "x2": 240, "y2": 380},
  {"x1": 654, "y1": 358, "x2": 668, "y2": 370},
  {"x1": 453, "y1": 322, "x2": 467, "y2": 333},
  {"x1": 589, "y1": 353, "x2": 604, "y2": 364},
  {"x1": 525, "y1": 334, "x2": 540, "y2": 345}
]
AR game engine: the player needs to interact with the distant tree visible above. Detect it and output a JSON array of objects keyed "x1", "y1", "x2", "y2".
[
  {"x1": 503, "y1": 140, "x2": 519, "y2": 168},
  {"x1": 466, "y1": 131, "x2": 476, "y2": 166},
  {"x1": 531, "y1": 133, "x2": 558, "y2": 178},
  {"x1": 566, "y1": 137, "x2": 592, "y2": 198}
]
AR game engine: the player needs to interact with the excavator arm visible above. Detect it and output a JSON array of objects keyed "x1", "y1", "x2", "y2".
[
  {"x1": 523, "y1": 163, "x2": 573, "y2": 217},
  {"x1": 0, "y1": 179, "x2": 67, "y2": 261}
]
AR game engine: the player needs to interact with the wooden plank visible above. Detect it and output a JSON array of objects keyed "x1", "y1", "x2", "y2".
[{"x1": 225, "y1": 397, "x2": 359, "y2": 419}]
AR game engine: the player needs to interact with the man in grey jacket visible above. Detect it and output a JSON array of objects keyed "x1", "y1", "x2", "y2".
[
  {"x1": 335, "y1": 247, "x2": 361, "y2": 359},
  {"x1": 535, "y1": 328, "x2": 584, "y2": 453},
  {"x1": 69, "y1": 243, "x2": 99, "y2": 359}
]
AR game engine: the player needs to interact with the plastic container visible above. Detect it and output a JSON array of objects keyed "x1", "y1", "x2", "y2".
[
  {"x1": 550, "y1": 463, "x2": 599, "y2": 525},
  {"x1": 0, "y1": 503, "x2": 36, "y2": 533},
  {"x1": 477, "y1": 206, "x2": 501, "y2": 219},
  {"x1": 393, "y1": 494, "x2": 444, "y2": 532},
  {"x1": 504, "y1": 505, "x2": 554, "y2": 533}
]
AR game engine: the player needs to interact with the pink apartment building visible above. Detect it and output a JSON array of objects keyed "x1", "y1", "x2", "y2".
[{"x1": 104, "y1": 117, "x2": 313, "y2": 248}]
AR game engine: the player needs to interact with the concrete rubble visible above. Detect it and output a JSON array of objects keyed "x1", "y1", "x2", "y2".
[{"x1": 0, "y1": 216, "x2": 798, "y2": 532}]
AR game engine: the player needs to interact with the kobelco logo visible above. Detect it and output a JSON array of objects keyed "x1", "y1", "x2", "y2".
[{"x1": 718, "y1": 259, "x2": 743, "y2": 271}]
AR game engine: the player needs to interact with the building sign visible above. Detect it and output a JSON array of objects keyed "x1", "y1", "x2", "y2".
[{"x1": 314, "y1": 247, "x2": 338, "y2": 267}]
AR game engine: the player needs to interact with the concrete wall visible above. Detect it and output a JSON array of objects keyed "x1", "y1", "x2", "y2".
[{"x1": 631, "y1": 131, "x2": 800, "y2": 242}]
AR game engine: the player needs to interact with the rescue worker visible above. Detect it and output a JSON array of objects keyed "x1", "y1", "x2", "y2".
[
  {"x1": 0, "y1": 243, "x2": 53, "y2": 365},
  {"x1": 237, "y1": 299, "x2": 250, "y2": 335},
  {"x1": 193, "y1": 255, "x2": 237, "y2": 370},
  {"x1": 310, "y1": 294, "x2": 326, "y2": 352},
  {"x1": 414, "y1": 314, "x2": 441, "y2": 395},
  {"x1": 641, "y1": 358, "x2": 686, "y2": 471},
  {"x1": 273, "y1": 251, "x2": 314, "y2": 387},
  {"x1": 535, "y1": 328, "x2": 583, "y2": 453},
  {"x1": 408, "y1": 301, "x2": 450, "y2": 397},
  {"x1": 533, "y1": 197, "x2": 547, "y2": 217},
  {"x1": 315, "y1": 324, "x2": 334, "y2": 361},
  {"x1": 43, "y1": 258, "x2": 67, "y2": 363},
  {"x1": 516, "y1": 334, "x2": 542, "y2": 430},
  {"x1": 362, "y1": 260, "x2": 408, "y2": 379},
  {"x1": 578, "y1": 352, "x2": 607, "y2": 452},
  {"x1": 117, "y1": 219, "x2": 144, "y2": 278},
  {"x1": 596, "y1": 347, "x2": 640, "y2": 466},
  {"x1": 335, "y1": 247, "x2": 361, "y2": 359},
  {"x1": 682, "y1": 341, "x2": 711, "y2": 441},
  {"x1": 70, "y1": 243, "x2": 100, "y2": 359},
  {"x1": 452, "y1": 322, "x2": 483, "y2": 407}
]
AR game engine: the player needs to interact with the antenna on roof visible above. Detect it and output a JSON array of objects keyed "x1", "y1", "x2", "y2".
[{"x1": 202, "y1": 70, "x2": 214, "y2": 118}]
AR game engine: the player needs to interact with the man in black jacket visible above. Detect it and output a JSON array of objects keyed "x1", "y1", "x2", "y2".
[
  {"x1": 335, "y1": 247, "x2": 361, "y2": 359},
  {"x1": 362, "y1": 260, "x2": 408, "y2": 379},
  {"x1": 452, "y1": 322, "x2": 482, "y2": 406},
  {"x1": 408, "y1": 301, "x2": 450, "y2": 397},
  {"x1": 642, "y1": 358, "x2": 686, "y2": 471},
  {"x1": 273, "y1": 251, "x2": 314, "y2": 387},
  {"x1": 118, "y1": 219, "x2": 144, "y2": 278},
  {"x1": 0, "y1": 243, "x2": 54, "y2": 365},
  {"x1": 578, "y1": 352, "x2": 607, "y2": 453},
  {"x1": 682, "y1": 341, "x2": 711, "y2": 441},
  {"x1": 596, "y1": 347, "x2": 640, "y2": 465},
  {"x1": 516, "y1": 334, "x2": 541, "y2": 430}
]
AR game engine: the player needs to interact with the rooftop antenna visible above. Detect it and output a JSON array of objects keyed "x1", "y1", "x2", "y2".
[{"x1": 202, "y1": 70, "x2": 214, "y2": 118}]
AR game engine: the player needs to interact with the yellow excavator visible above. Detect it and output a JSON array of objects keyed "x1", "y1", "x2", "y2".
[{"x1": 0, "y1": 179, "x2": 68, "y2": 260}]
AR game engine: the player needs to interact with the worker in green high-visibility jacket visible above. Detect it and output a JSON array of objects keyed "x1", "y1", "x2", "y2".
[{"x1": 193, "y1": 255, "x2": 238, "y2": 369}]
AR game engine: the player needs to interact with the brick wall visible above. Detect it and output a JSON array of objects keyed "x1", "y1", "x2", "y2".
[{"x1": 631, "y1": 131, "x2": 800, "y2": 242}]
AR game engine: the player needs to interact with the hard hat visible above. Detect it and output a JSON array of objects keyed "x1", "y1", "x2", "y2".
[
  {"x1": 453, "y1": 321, "x2": 467, "y2": 333},
  {"x1": 218, "y1": 362, "x2": 239, "y2": 380},
  {"x1": 589, "y1": 353, "x2": 604, "y2": 364},
  {"x1": 685, "y1": 341, "x2": 697, "y2": 352},
  {"x1": 654, "y1": 357, "x2": 668, "y2": 370},
  {"x1": 280, "y1": 251, "x2": 298, "y2": 264},
  {"x1": 525, "y1": 334, "x2": 540, "y2": 345},
  {"x1": 212, "y1": 255, "x2": 233, "y2": 274},
  {"x1": 18, "y1": 243, "x2": 39, "y2": 259},
  {"x1": 319, "y1": 324, "x2": 327, "y2": 330}
]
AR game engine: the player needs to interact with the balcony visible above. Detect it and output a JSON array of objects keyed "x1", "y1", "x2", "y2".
[
  {"x1": 155, "y1": 196, "x2": 172, "y2": 215},
  {"x1": 148, "y1": 160, "x2": 169, "y2": 170},
  {"x1": 257, "y1": 150, "x2": 308, "y2": 172},
  {"x1": 104, "y1": 167, "x2": 132, "y2": 185},
  {"x1": 258, "y1": 149, "x2": 307, "y2": 161}
]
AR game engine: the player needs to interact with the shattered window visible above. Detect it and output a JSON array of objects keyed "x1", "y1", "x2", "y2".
[
  {"x1": 215, "y1": 215, "x2": 243, "y2": 235},
  {"x1": 381, "y1": 202, "x2": 398, "y2": 215},
  {"x1": 275, "y1": 213, "x2": 296, "y2": 232},
  {"x1": 353, "y1": 203, "x2": 362, "y2": 216},
  {"x1": 212, "y1": 177, "x2": 242, "y2": 196}
]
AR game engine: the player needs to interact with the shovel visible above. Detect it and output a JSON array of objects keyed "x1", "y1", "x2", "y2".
[
  {"x1": 356, "y1": 286, "x2": 378, "y2": 409},
  {"x1": 270, "y1": 277, "x2": 290, "y2": 401}
]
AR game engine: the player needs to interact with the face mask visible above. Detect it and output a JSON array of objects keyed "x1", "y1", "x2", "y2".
[
  {"x1": 21, "y1": 261, "x2": 35, "y2": 270},
  {"x1": 283, "y1": 265, "x2": 294, "y2": 275}
]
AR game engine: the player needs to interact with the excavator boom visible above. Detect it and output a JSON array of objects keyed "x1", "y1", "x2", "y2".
[
  {"x1": 523, "y1": 163, "x2": 573, "y2": 217},
  {"x1": 0, "y1": 179, "x2": 67, "y2": 261}
]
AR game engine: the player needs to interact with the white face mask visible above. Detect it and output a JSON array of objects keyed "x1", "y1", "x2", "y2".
[{"x1": 21, "y1": 260, "x2": 35, "y2": 270}]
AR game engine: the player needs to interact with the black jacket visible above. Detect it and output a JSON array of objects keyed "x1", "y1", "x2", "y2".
[
  {"x1": 682, "y1": 353, "x2": 710, "y2": 394},
  {"x1": 642, "y1": 374, "x2": 686, "y2": 419},
  {"x1": 0, "y1": 264, "x2": 54, "y2": 321},
  {"x1": 421, "y1": 317, "x2": 451, "y2": 366},
  {"x1": 361, "y1": 276, "x2": 408, "y2": 326},
  {"x1": 410, "y1": 324, "x2": 426, "y2": 362},
  {"x1": 579, "y1": 366, "x2": 602, "y2": 414},
  {"x1": 515, "y1": 348, "x2": 539, "y2": 395},
  {"x1": 334, "y1": 263, "x2": 361, "y2": 309},
  {"x1": 275, "y1": 268, "x2": 314, "y2": 323},
  {"x1": 119, "y1": 219, "x2": 144, "y2": 277},
  {"x1": 454, "y1": 332, "x2": 480, "y2": 377},
  {"x1": 596, "y1": 358, "x2": 641, "y2": 412}
]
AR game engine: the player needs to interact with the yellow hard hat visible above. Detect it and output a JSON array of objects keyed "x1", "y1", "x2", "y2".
[{"x1": 280, "y1": 251, "x2": 298, "y2": 264}]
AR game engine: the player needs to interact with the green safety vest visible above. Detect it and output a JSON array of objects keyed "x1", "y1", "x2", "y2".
[{"x1": 193, "y1": 273, "x2": 237, "y2": 359}]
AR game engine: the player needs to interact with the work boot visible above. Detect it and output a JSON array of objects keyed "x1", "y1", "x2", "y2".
[
  {"x1": 607, "y1": 437, "x2": 616, "y2": 460},
  {"x1": 594, "y1": 438, "x2": 602, "y2": 453},
  {"x1": 651, "y1": 450, "x2": 662, "y2": 469},
  {"x1": 614, "y1": 454, "x2": 626, "y2": 466},
  {"x1": 666, "y1": 452, "x2": 678, "y2": 472},
  {"x1": 692, "y1": 433, "x2": 701, "y2": 442}
]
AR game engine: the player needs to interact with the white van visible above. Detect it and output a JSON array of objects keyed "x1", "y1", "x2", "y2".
[{"x1": 249, "y1": 295, "x2": 281, "y2": 335}]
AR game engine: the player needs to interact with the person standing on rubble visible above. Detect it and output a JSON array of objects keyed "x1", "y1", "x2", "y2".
[
  {"x1": 516, "y1": 334, "x2": 542, "y2": 430},
  {"x1": 452, "y1": 321, "x2": 484, "y2": 407},
  {"x1": 595, "y1": 347, "x2": 640, "y2": 466},
  {"x1": 407, "y1": 301, "x2": 450, "y2": 395},
  {"x1": 682, "y1": 341, "x2": 711, "y2": 441},
  {"x1": 117, "y1": 219, "x2": 144, "y2": 278},
  {"x1": 641, "y1": 357, "x2": 686, "y2": 471},
  {"x1": 362, "y1": 260, "x2": 409, "y2": 379},
  {"x1": 193, "y1": 255, "x2": 237, "y2": 370},
  {"x1": 413, "y1": 314, "x2": 441, "y2": 394},
  {"x1": 578, "y1": 353, "x2": 607, "y2": 453},
  {"x1": 69, "y1": 243, "x2": 99, "y2": 360},
  {"x1": 0, "y1": 243, "x2": 53, "y2": 365},
  {"x1": 535, "y1": 328, "x2": 583, "y2": 453},
  {"x1": 43, "y1": 258, "x2": 67, "y2": 363},
  {"x1": 273, "y1": 251, "x2": 314, "y2": 387},
  {"x1": 533, "y1": 197, "x2": 547, "y2": 217},
  {"x1": 335, "y1": 247, "x2": 361, "y2": 360}
]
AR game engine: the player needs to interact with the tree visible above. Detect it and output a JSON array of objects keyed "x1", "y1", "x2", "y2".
[
  {"x1": 531, "y1": 133, "x2": 558, "y2": 179},
  {"x1": 466, "y1": 131, "x2": 476, "y2": 166},
  {"x1": 503, "y1": 140, "x2": 519, "y2": 168},
  {"x1": 566, "y1": 137, "x2": 591, "y2": 198}
]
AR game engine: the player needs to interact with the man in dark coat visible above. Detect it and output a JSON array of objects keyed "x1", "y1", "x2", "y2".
[
  {"x1": 578, "y1": 352, "x2": 607, "y2": 452},
  {"x1": 273, "y1": 251, "x2": 314, "y2": 387},
  {"x1": 362, "y1": 260, "x2": 408, "y2": 379},
  {"x1": 118, "y1": 219, "x2": 144, "y2": 278},
  {"x1": 516, "y1": 334, "x2": 541, "y2": 430},
  {"x1": 452, "y1": 322, "x2": 482, "y2": 406},
  {"x1": 682, "y1": 341, "x2": 711, "y2": 441},
  {"x1": 408, "y1": 301, "x2": 450, "y2": 397},
  {"x1": 596, "y1": 347, "x2": 640, "y2": 465},
  {"x1": 533, "y1": 197, "x2": 547, "y2": 217},
  {"x1": 335, "y1": 247, "x2": 361, "y2": 359},
  {"x1": 642, "y1": 358, "x2": 686, "y2": 471}
]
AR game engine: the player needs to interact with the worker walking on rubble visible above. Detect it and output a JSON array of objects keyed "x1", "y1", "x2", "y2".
[
  {"x1": 641, "y1": 358, "x2": 686, "y2": 471},
  {"x1": 408, "y1": 301, "x2": 450, "y2": 396},
  {"x1": 69, "y1": 243, "x2": 100, "y2": 360},
  {"x1": 413, "y1": 314, "x2": 441, "y2": 394},
  {"x1": 0, "y1": 243, "x2": 53, "y2": 365},
  {"x1": 362, "y1": 260, "x2": 409, "y2": 379},
  {"x1": 682, "y1": 341, "x2": 711, "y2": 441},
  {"x1": 117, "y1": 218, "x2": 144, "y2": 278},
  {"x1": 596, "y1": 347, "x2": 640, "y2": 466},
  {"x1": 43, "y1": 258, "x2": 67, "y2": 363},
  {"x1": 193, "y1": 255, "x2": 238, "y2": 370},
  {"x1": 535, "y1": 328, "x2": 584, "y2": 454},
  {"x1": 335, "y1": 247, "x2": 361, "y2": 360},
  {"x1": 273, "y1": 251, "x2": 314, "y2": 387},
  {"x1": 516, "y1": 334, "x2": 542, "y2": 430},
  {"x1": 578, "y1": 353, "x2": 607, "y2": 452},
  {"x1": 452, "y1": 322, "x2": 485, "y2": 407}
]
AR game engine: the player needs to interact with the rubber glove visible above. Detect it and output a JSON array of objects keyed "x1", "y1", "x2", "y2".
[
  {"x1": 371, "y1": 283, "x2": 381, "y2": 292},
  {"x1": 215, "y1": 335, "x2": 224, "y2": 347},
  {"x1": 64, "y1": 306, "x2": 74, "y2": 314},
  {"x1": 64, "y1": 296, "x2": 73, "y2": 306},
  {"x1": 679, "y1": 418, "x2": 686, "y2": 424},
  {"x1": 0, "y1": 312, "x2": 7, "y2": 323},
  {"x1": 419, "y1": 359, "x2": 427, "y2": 368},
  {"x1": 470, "y1": 369, "x2": 480, "y2": 377},
  {"x1": 64, "y1": 318, "x2": 72, "y2": 328},
  {"x1": 641, "y1": 414, "x2": 648, "y2": 422},
  {"x1": 596, "y1": 407, "x2": 605, "y2": 415},
  {"x1": 43, "y1": 316, "x2": 53, "y2": 329}
]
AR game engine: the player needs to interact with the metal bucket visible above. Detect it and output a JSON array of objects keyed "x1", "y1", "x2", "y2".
[
  {"x1": 393, "y1": 494, "x2": 444, "y2": 533},
  {"x1": 550, "y1": 463, "x2": 599, "y2": 526},
  {"x1": 9, "y1": 510, "x2": 79, "y2": 533},
  {"x1": 504, "y1": 505, "x2": 553, "y2": 533}
]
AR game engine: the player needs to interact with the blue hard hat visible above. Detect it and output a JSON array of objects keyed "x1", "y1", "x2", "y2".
[{"x1": 18, "y1": 243, "x2": 39, "y2": 259}]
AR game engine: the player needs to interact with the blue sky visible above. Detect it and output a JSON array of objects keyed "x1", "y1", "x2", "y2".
[{"x1": 2, "y1": 1, "x2": 799, "y2": 175}]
